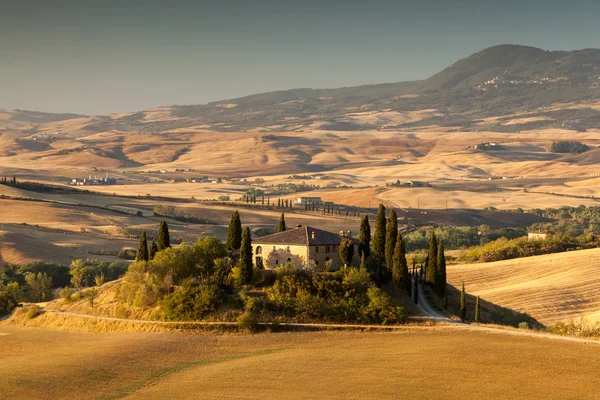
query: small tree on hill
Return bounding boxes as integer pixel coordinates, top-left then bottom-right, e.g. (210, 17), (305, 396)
(385, 208), (398, 270)
(226, 210), (243, 251)
(339, 239), (355, 267)
(136, 231), (149, 262)
(426, 230), (438, 286)
(358, 215), (371, 259)
(277, 212), (286, 232)
(238, 226), (254, 285)
(460, 282), (467, 321)
(372, 204), (386, 262)
(443, 285), (448, 310)
(157, 220), (170, 251)
(149, 240), (158, 260)
(475, 296), (480, 323)
(413, 269), (419, 305)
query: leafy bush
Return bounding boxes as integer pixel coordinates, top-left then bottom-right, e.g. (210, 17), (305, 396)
(117, 249), (137, 260)
(160, 280), (227, 321)
(25, 305), (42, 320)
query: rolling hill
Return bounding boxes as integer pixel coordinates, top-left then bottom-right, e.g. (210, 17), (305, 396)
(447, 248), (600, 326)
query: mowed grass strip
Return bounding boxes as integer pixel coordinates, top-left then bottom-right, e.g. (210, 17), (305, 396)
(1, 326), (599, 400)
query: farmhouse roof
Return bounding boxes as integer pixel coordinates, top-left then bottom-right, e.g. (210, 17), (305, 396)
(253, 226), (358, 246)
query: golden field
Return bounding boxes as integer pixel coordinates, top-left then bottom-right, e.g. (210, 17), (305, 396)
(447, 248), (600, 326)
(0, 325), (599, 400)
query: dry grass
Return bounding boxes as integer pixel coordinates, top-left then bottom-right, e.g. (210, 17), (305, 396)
(448, 248), (600, 326)
(0, 325), (599, 400)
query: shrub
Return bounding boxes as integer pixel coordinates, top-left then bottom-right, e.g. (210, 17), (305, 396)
(60, 286), (73, 303)
(237, 311), (259, 333)
(25, 305), (42, 320)
(518, 322), (530, 330)
(160, 281), (226, 321)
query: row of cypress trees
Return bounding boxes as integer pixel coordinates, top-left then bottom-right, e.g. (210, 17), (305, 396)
(425, 231), (447, 298)
(358, 205), (411, 294)
(136, 220), (171, 262)
(226, 210), (256, 286)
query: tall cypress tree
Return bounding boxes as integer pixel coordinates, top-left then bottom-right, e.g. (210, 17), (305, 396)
(475, 295), (480, 323)
(277, 212), (286, 232)
(413, 269), (419, 305)
(372, 204), (386, 262)
(157, 220), (170, 251)
(385, 208), (398, 270)
(443, 284), (448, 310)
(136, 231), (149, 262)
(391, 231), (408, 291)
(149, 240), (158, 260)
(435, 240), (447, 297)
(238, 226), (253, 285)
(358, 215), (371, 259)
(460, 282), (467, 321)
(425, 231), (438, 286)
(226, 210), (242, 251)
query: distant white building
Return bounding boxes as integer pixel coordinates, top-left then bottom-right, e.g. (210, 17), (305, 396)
(295, 196), (323, 205)
(528, 231), (551, 241)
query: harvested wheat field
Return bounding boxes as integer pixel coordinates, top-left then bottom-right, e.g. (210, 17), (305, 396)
(447, 248), (600, 326)
(0, 326), (599, 400)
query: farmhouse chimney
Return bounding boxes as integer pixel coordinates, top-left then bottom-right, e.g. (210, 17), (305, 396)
(339, 230), (345, 237)
(311, 231), (315, 239)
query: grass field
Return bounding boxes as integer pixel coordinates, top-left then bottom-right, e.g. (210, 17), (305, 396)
(0, 325), (599, 400)
(447, 248), (600, 326)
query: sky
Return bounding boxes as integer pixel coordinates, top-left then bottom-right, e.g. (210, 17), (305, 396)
(2, 0), (599, 115)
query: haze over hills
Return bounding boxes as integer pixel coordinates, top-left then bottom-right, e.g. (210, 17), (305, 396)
(0, 44), (599, 187)
(2, 44), (600, 134)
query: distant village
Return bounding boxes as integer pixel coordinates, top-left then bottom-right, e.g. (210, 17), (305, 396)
(70, 175), (117, 186)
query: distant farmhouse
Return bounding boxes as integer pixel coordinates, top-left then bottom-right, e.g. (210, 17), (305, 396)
(388, 180), (431, 188)
(252, 225), (358, 270)
(295, 196), (323, 205)
(475, 142), (504, 151)
(528, 230), (551, 241)
(71, 175), (117, 186)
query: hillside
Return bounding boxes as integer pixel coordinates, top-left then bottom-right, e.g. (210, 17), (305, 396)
(447, 248), (600, 326)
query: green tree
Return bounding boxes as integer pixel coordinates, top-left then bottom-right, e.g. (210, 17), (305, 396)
(360, 252), (367, 269)
(277, 212), (286, 232)
(391, 231), (409, 293)
(460, 282), (467, 321)
(385, 208), (398, 270)
(475, 295), (481, 323)
(70, 259), (87, 289)
(94, 273), (105, 287)
(226, 210), (243, 251)
(426, 230), (438, 286)
(358, 215), (371, 259)
(157, 220), (171, 251)
(238, 226), (253, 285)
(435, 240), (447, 297)
(136, 231), (149, 262)
(149, 240), (158, 260)
(25, 272), (53, 302)
(339, 239), (355, 267)
(443, 285), (448, 310)
(372, 204), (386, 262)
(413, 269), (419, 305)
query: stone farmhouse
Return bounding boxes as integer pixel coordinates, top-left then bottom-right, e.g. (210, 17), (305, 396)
(528, 230), (551, 241)
(252, 225), (359, 270)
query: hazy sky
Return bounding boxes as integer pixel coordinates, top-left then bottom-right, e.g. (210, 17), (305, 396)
(2, 0), (599, 115)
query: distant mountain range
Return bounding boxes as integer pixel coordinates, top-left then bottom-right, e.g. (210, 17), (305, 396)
(3, 44), (600, 133)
